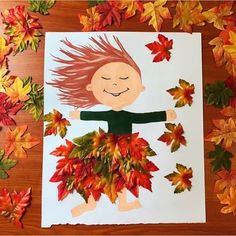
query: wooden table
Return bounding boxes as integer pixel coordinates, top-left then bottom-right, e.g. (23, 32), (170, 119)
(0, 0), (236, 234)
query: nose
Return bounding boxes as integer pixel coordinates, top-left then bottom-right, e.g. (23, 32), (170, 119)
(113, 83), (117, 86)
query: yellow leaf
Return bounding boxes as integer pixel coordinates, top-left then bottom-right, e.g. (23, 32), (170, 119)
(0, 37), (11, 64)
(223, 31), (236, 62)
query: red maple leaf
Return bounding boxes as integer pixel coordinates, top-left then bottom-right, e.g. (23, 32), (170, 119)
(50, 139), (75, 157)
(146, 34), (173, 62)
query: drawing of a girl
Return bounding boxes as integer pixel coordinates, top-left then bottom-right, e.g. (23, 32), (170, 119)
(49, 35), (176, 216)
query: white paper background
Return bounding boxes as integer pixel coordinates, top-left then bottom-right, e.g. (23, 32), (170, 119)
(42, 32), (205, 227)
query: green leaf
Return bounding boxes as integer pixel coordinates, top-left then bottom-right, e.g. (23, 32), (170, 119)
(0, 169), (8, 179)
(205, 81), (233, 108)
(28, 0), (56, 15)
(0, 151), (17, 179)
(207, 145), (233, 173)
(88, 0), (105, 7)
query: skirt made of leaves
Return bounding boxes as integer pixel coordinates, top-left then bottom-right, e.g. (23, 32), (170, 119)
(50, 128), (159, 203)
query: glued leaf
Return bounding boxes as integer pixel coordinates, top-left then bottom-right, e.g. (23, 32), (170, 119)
(207, 145), (233, 173)
(4, 125), (40, 159)
(0, 149), (17, 179)
(167, 79), (195, 107)
(173, 0), (205, 33)
(0, 37), (11, 64)
(0, 188), (31, 227)
(140, 0), (171, 31)
(28, 0), (55, 15)
(44, 109), (71, 138)
(158, 123), (186, 152)
(165, 163), (193, 193)
(205, 118), (236, 149)
(145, 34), (173, 62)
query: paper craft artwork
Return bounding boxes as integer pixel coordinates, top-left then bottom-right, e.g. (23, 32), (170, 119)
(42, 32), (205, 226)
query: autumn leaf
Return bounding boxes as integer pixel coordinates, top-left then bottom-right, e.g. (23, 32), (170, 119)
(158, 123), (186, 152)
(28, 0), (55, 15)
(1, 5), (42, 53)
(0, 188), (31, 227)
(140, 0), (171, 31)
(167, 79), (195, 107)
(202, 2), (234, 30)
(44, 109), (71, 138)
(173, 1), (205, 33)
(223, 31), (236, 64)
(220, 106), (236, 118)
(205, 118), (236, 149)
(207, 145), (233, 173)
(0, 37), (11, 64)
(4, 125), (40, 159)
(165, 163), (193, 193)
(145, 34), (173, 62)
(0, 149), (17, 179)
(50, 139), (74, 157)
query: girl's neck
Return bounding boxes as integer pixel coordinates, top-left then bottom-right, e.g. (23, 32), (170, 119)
(112, 106), (123, 111)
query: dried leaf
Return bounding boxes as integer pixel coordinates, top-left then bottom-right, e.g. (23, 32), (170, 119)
(4, 125), (40, 159)
(165, 163), (193, 193)
(145, 33), (173, 62)
(158, 123), (186, 152)
(0, 188), (31, 227)
(28, 0), (55, 15)
(167, 79), (195, 107)
(0, 37), (11, 64)
(140, 0), (171, 31)
(173, 0), (205, 33)
(44, 109), (71, 138)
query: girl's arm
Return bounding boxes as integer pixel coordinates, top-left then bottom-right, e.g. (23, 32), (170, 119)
(69, 109), (108, 121)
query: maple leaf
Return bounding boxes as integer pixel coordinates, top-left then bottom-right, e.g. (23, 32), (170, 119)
(5, 77), (31, 104)
(1, 5), (42, 53)
(167, 79), (195, 107)
(145, 34), (173, 62)
(0, 149), (17, 179)
(220, 106), (236, 118)
(173, 1), (205, 33)
(207, 145), (233, 173)
(78, 7), (102, 32)
(28, 0), (55, 15)
(214, 169), (236, 193)
(205, 118), (236, 149)
(140, 0), (171, 31)
(223, 31), (236, 63)
(4, 125), (40, 159)
(217, 187), (236, 215)
(165, 163), (193, 193)
(158, 123), (186, 152)
(0, 187), (31, 227)
(0, 37), (11, 64)
(50, 139), (74, 157)
(44, 109), (71, 138)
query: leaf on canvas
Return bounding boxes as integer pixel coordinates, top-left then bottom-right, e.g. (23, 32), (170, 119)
(28, 0), (55, 15)
(217, 187), (236, 215)
(0, 149), (17, 179)
(1, 5), (42, 53)
(202, 2), (234, 30)
(140, 0), (171, 31)
(167, 79), (195, 107)
(4, 125), (40, 159)
(44, 109), (71, 138)
(0, 188), (31, 227)
(158, 123), (186, 152)
(165, 163), (193, 193)
(214, 169), (236, 193)
(205, 118), (236, 149)
(79, 7), (102, 32)
(0, 37), (11, 64)
(145, 33), (173, 62)
(173, 0), (205, 33)
(207, 145), (233, 173)
(205, 80), (233, 108)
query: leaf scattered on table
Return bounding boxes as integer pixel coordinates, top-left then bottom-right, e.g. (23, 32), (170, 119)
(145, 33), (173, 62)
(158, 123), (186, 152)
(140, 0), (171, 31)
(44, 109), (71, 138)
(4, 125), (40, 159)
(0, 187), (31, 227)
(0, 37), (11, 64)
(207, 145), (233, 173)
(28, 0), (56, 15)
(173, 0), (205, 33)
(165, 163), (193, 193)
(167, 79), (195, 107)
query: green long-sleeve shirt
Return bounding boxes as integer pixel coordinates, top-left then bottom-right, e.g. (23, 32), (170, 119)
(81, 110), (166, 135)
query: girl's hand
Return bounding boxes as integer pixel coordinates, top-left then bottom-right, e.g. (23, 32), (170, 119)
(69, 109), (81, 120)
(166, 109), (177, 121)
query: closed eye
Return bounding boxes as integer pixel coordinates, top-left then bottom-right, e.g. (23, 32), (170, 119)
(119, 77), (129, 80)
(101, 76), (111, 80)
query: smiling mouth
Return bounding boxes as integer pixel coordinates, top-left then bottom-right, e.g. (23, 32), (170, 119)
(103, 88), (130, 97)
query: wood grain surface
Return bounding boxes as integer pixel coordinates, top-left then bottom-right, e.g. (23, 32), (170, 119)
(0, 0), (236, 234)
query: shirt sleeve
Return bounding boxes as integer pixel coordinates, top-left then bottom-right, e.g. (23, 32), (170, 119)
(129, 111), (167, 124)
(80, 111), (108, 121)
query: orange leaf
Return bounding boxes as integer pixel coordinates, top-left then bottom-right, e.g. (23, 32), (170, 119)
(0, 37), (11, 64)
(220, 106), (236, 118)
(4, 125), (40, 159)
(167, 79), (195, 107)
(205, 118), (236, 149)
(44, 109), (71, 138)
(173, 1), (205, 33)
(140, 0), (171, 31)
(165, 163), (193, 193)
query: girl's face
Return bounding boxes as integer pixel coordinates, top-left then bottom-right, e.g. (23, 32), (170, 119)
(87, 62), (145, 111)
